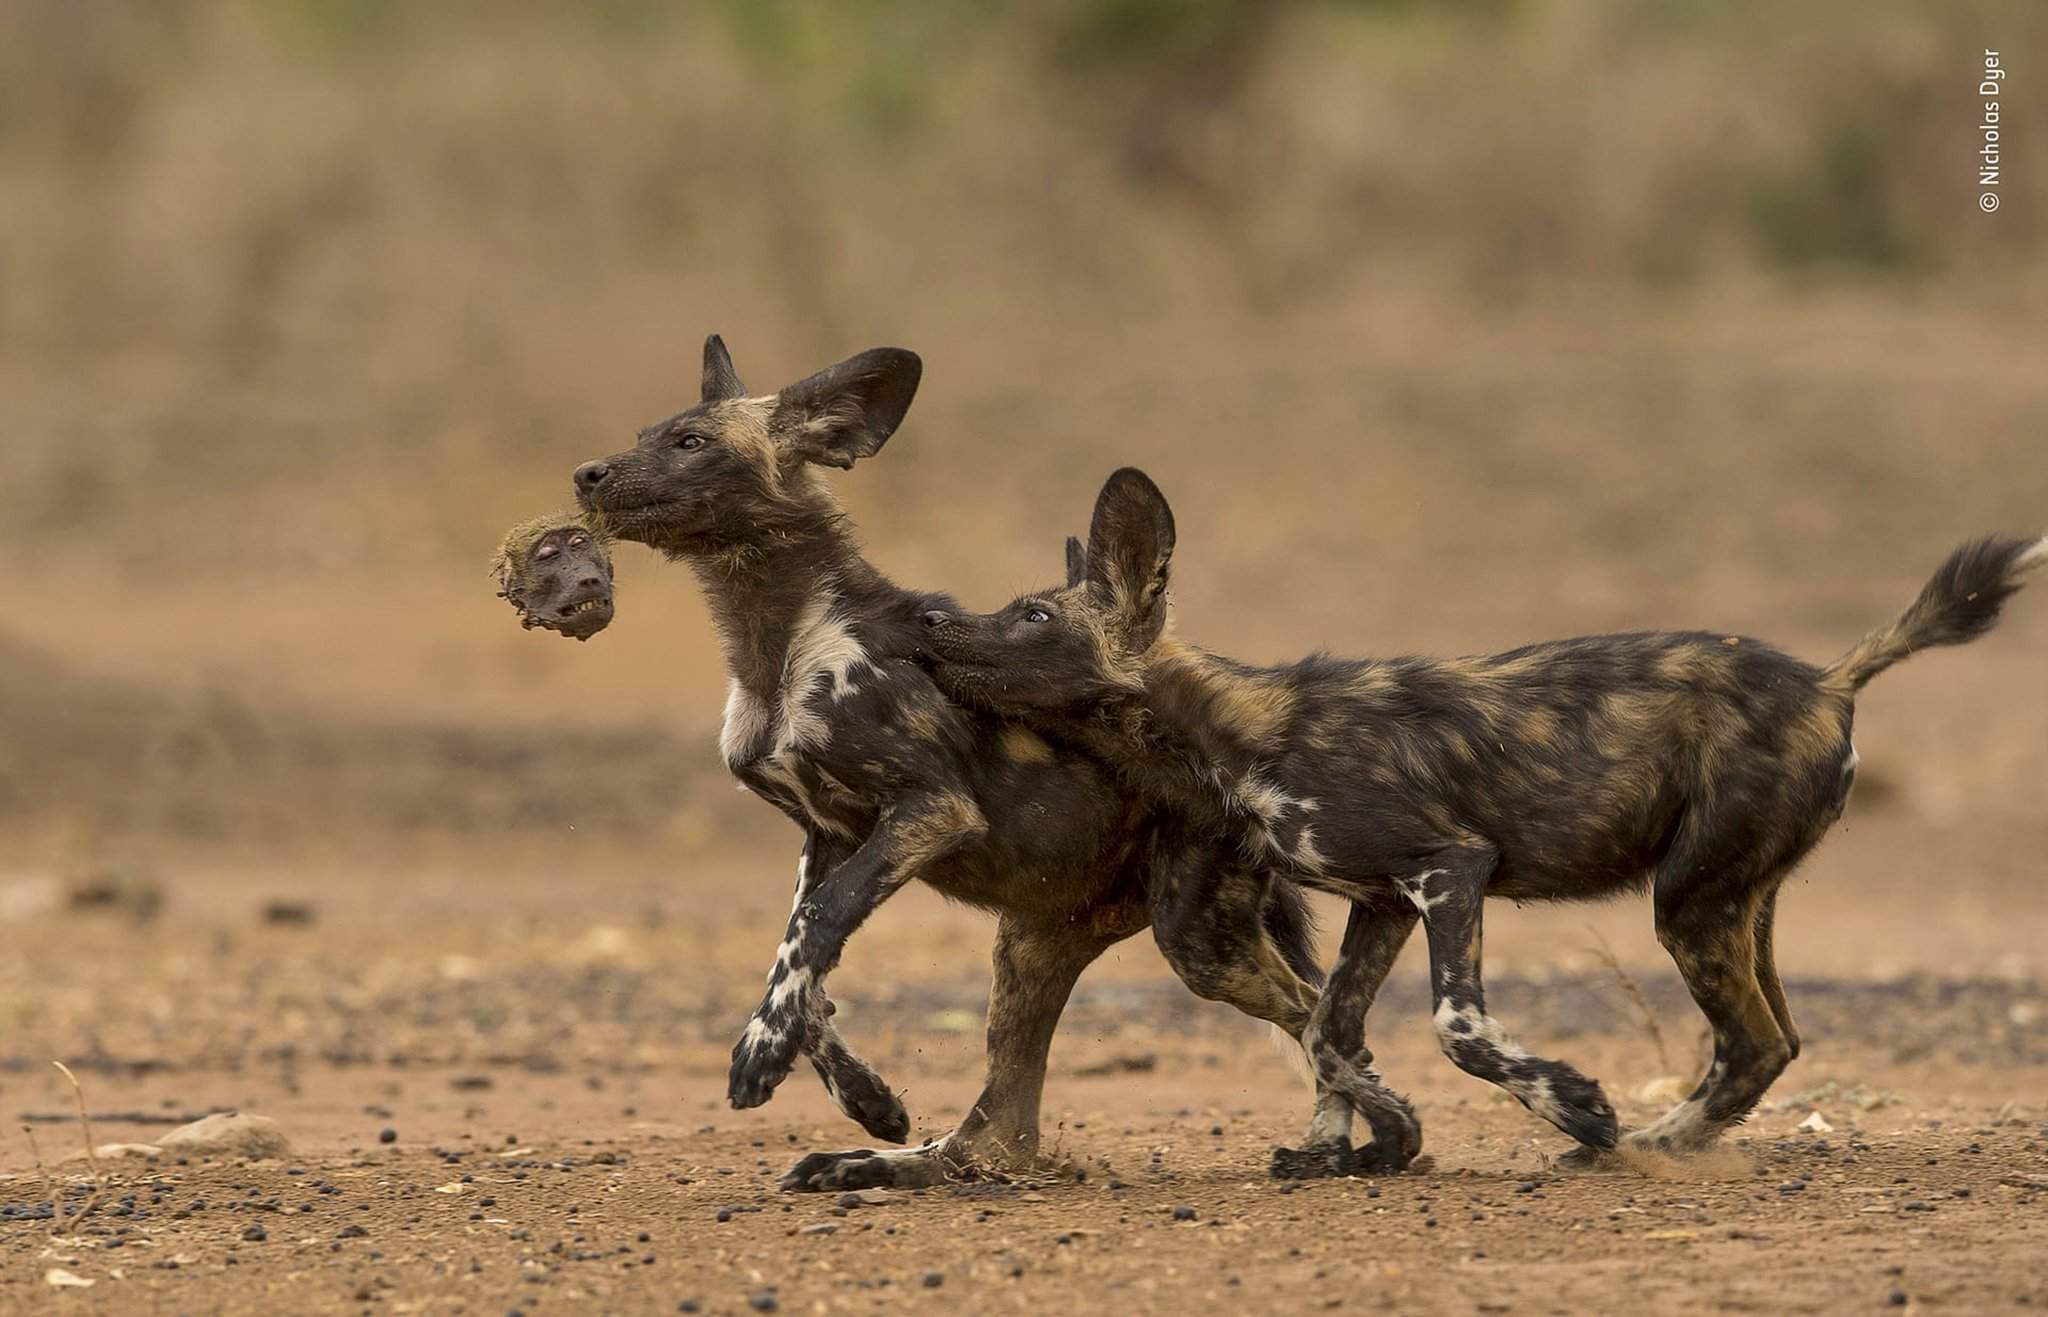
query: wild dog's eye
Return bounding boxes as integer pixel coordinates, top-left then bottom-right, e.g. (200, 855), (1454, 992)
(676, 432), (706, 451)
(1024, 607), (1052, 624)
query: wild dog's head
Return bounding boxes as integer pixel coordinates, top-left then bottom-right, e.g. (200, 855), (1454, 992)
(920, 467), (1174, 713)
(572, 335), (922, 555)
(493, 512), (615, 640)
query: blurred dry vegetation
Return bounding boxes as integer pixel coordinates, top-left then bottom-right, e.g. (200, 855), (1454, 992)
(2, 0), (2045, 882)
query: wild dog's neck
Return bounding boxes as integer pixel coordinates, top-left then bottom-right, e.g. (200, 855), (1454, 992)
(685, 502), (889, 700)
(1079, 637), (1293, 829)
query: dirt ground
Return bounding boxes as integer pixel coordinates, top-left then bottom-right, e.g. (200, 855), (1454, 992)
(6, 10), (2048, 1308)
(6, 288), (2047, 1311)
(3, 826), (2046, 1316)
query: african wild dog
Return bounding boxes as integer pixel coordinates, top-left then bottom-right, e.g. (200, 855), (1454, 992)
(489, 507), (943, 1116)
(920, 467), (2046, 1173)
(569, 340), (1333, 1191)
(493, 512), (617, 640)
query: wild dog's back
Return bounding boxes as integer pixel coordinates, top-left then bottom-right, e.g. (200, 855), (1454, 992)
(1257, 632), (1855, 902)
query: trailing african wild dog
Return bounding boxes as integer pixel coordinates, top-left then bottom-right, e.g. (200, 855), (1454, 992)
(493, 512), (617, 641)
(920, 467), (2047, 1173)
(569, 339), (1330, 1191)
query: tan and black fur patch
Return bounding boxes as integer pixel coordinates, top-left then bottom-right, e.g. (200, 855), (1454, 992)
(921, 468), (2045, 1165)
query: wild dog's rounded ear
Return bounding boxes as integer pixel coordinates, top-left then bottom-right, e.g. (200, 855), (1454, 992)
(1063, 535), (1088, 589)
(1085, 467), (1175, 643)
(701, 334), (747, 403)
(772, 348), (922, 470)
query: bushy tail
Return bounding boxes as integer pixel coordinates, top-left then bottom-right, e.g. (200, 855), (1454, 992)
(1822, 534), (2048, 693)
(1261, 880), (1324, 990)
(1259, 881), (1324, 1092)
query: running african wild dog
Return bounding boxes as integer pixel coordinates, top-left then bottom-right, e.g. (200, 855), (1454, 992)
(920, 467), (2047, 1173)
(490, 506), (937, 1112)
(570, 339), (1334, 1191)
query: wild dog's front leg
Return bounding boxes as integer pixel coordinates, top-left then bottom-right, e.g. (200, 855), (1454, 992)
(1408, 844), (1618, 1150)
(729, 792), (988, 1111)
(786, 832), (911, 1143)
(781, 912), (1122, 1191)
(1273, 890), (1422, 1179)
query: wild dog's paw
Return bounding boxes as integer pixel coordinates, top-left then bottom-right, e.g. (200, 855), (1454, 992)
(1545, 1071), (1619, 1150)
(810, 1053), (911, 1144)
(1271, 1135), (1423, 1180)
(1555, 1142), (1627, 1172)
(779, 1144), (950, 1192)
(1269, 1139), (1363, 1180)
(1359, 1104), (1425, 1168)
(728, 1014), (807, 1110)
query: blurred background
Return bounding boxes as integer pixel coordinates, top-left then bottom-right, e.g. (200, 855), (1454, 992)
(3, 0), (2046, 1097)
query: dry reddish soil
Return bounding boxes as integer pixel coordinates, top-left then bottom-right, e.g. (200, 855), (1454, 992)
(4, 839), (2046, 1317)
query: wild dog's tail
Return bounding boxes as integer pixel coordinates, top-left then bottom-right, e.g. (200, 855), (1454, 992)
(1822, 534), (2048, 694)
(1261, 880), (1324, 990)
(1260, 880), (1323, 1091)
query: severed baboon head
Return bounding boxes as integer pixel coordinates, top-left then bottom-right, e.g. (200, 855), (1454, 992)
(492, 512), (616, 641)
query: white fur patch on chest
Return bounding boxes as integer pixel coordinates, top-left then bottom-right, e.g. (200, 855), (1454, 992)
(720, 588), (871, 769)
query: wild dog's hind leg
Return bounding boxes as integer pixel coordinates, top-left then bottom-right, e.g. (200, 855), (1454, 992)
(1631, 852), (1795, 1154)
(782, 913), (1122, 1191)
(1412, 843), (1619, 1150)
(1750, 884), (1799, 1062)
(1273, 889), (1423, 1179)
(1149, 847), (1321, 1060)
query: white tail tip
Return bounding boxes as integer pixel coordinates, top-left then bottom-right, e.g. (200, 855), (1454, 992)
(1268, 1022), (1315, 1091)
(2016, 535), (2048, 574)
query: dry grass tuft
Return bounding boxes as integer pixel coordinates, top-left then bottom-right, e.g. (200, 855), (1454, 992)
(1584, 925), (1674, 1077)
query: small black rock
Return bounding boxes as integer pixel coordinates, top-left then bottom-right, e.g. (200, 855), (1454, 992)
(749, 1293), (779, 1312)
(379, 1128), (398, 1144)
(922, 1272), (944, 1288)
(1171, 1205), (1197, 1221)
(242, 1224), (267, 1242)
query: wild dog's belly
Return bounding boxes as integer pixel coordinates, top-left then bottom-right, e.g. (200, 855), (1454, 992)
(724, 681), (1146, 921)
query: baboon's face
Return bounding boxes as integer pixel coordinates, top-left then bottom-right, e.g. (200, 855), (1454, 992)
(919, 583), (1139, 715)
(495, 519), (615, 641)
(572, 335), (921, 555)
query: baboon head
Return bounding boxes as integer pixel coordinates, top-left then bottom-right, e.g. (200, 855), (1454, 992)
(570, 334), (922, 554)
(918, 467), (1175, 713)
(492, 512), (615, 641)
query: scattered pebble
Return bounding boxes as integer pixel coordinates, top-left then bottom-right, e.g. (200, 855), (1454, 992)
(157, 1112), (291, 1160)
